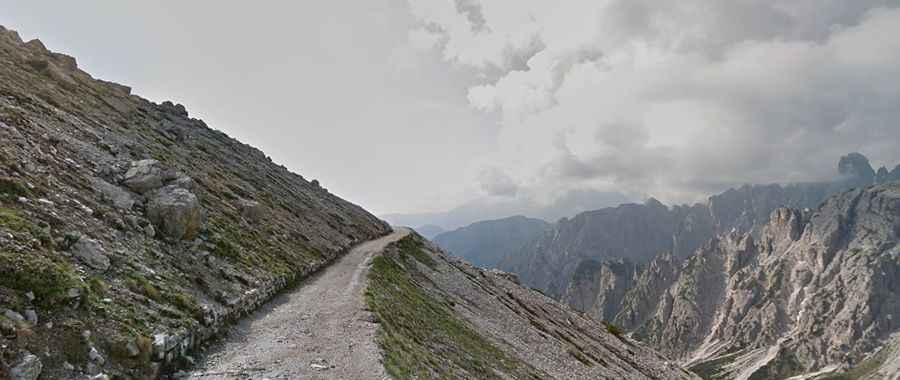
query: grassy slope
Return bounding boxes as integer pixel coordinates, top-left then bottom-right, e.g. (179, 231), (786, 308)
(365, 235), (543, 380)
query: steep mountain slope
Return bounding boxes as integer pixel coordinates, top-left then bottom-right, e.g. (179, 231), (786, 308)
(622, 183), (900, 379)
(433, 215), (549, 268)
(0, 25), (390, 379)
(501, 200), (713, 298)
(366, 233), (699, 379)
(504, 153), (888, 300)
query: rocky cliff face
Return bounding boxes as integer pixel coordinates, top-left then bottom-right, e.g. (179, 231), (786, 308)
(432, 215), (549, 269)
(366, 233), (699, 379)
(621, 183), (900, 379)
(504, 153), (891, 306)
(561, 259), (637, 322)
(500, 199), (714, 298)
(0, 25), (390, 379)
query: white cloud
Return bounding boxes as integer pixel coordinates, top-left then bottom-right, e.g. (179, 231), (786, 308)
(408, 0), (900, 204)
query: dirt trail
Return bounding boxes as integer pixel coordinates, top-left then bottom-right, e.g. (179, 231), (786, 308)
(188, 228), (410, 379)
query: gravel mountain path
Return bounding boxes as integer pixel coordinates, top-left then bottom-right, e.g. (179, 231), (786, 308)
(188, 228), (410, 379)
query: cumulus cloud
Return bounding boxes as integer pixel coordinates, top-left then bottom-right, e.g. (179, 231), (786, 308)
(407, 0), (900, 204)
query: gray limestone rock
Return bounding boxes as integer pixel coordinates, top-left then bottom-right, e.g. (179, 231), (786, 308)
(70, 237), (110, 271)
(9, 352), (42, 380)
(146, 185), (203, 240)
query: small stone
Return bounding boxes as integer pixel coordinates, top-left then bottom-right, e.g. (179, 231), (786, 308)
(90, 374), (110, 380)
(9, 352), (42, 380)
(125, 340), (141, 357)
(62, 361), (75, 371)
(23, 309), (37, 325)
(88, 346), (105, 364)
(144, 223), (156, 238)
(24, 291), (35, 303)
(1, 318), (16, 337)
(4, 309), (25, 322)
(36, 198), (54, 207)
(67, 288), (82, 299)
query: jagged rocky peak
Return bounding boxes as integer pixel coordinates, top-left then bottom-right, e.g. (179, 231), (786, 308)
(838, 152), (876, 182)
(619, 182), (900, 379)
(614, 251), (680, 330)
(876, 163), (900, 184)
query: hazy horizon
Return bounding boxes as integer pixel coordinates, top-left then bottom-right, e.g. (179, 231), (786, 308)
(4, 1), (900, 217)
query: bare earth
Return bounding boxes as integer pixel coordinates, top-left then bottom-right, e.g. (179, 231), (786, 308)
(188, 228), (410, 380)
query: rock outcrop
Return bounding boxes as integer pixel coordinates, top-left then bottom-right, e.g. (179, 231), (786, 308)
(69, 237), (111, 271)
(0, 25), (390, 379)
(618, 183), (900, 379)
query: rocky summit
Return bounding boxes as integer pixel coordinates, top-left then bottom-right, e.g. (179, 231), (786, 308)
(621, 182), (900, 379)
(0, 25), (390, 379)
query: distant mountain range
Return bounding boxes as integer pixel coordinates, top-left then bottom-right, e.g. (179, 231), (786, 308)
(382, 188), (630, 230)
(426, 152), (900, 378)
(432, 216), (549, 269)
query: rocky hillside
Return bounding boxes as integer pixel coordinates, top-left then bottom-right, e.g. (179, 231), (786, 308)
(620, 183), (900, 379)
(433, 215), (549, 269)
(365, 232), (699, 379)
(503, 153), (893, 300)
(0, 25), (390, 379)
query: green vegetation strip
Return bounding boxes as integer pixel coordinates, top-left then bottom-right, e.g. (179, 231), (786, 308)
(365, 235), (541, 380)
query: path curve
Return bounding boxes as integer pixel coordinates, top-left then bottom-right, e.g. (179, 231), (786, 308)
(188, 227), (410, 379)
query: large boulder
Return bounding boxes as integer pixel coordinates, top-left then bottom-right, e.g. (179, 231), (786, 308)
(122, 159), (175, 194)
(9, 352), (42, 380)
(237, 199), (266, 222)
(147, 185), (203, 240)
(70, 237), (110, 271)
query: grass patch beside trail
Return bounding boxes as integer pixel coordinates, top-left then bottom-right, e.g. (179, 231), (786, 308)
(365, 235), (541, 380)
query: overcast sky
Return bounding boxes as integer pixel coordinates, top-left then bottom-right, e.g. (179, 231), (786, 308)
(3, 1), (900, 216)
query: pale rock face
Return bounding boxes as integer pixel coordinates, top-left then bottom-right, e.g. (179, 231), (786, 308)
(146, 185), (203, 240)
(70, 237), (111, 271)
(122, 159), (176, 194)
(92, 178), (135, 210)
(619, 183), (900, 379)
(561, 258), (636, 322)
